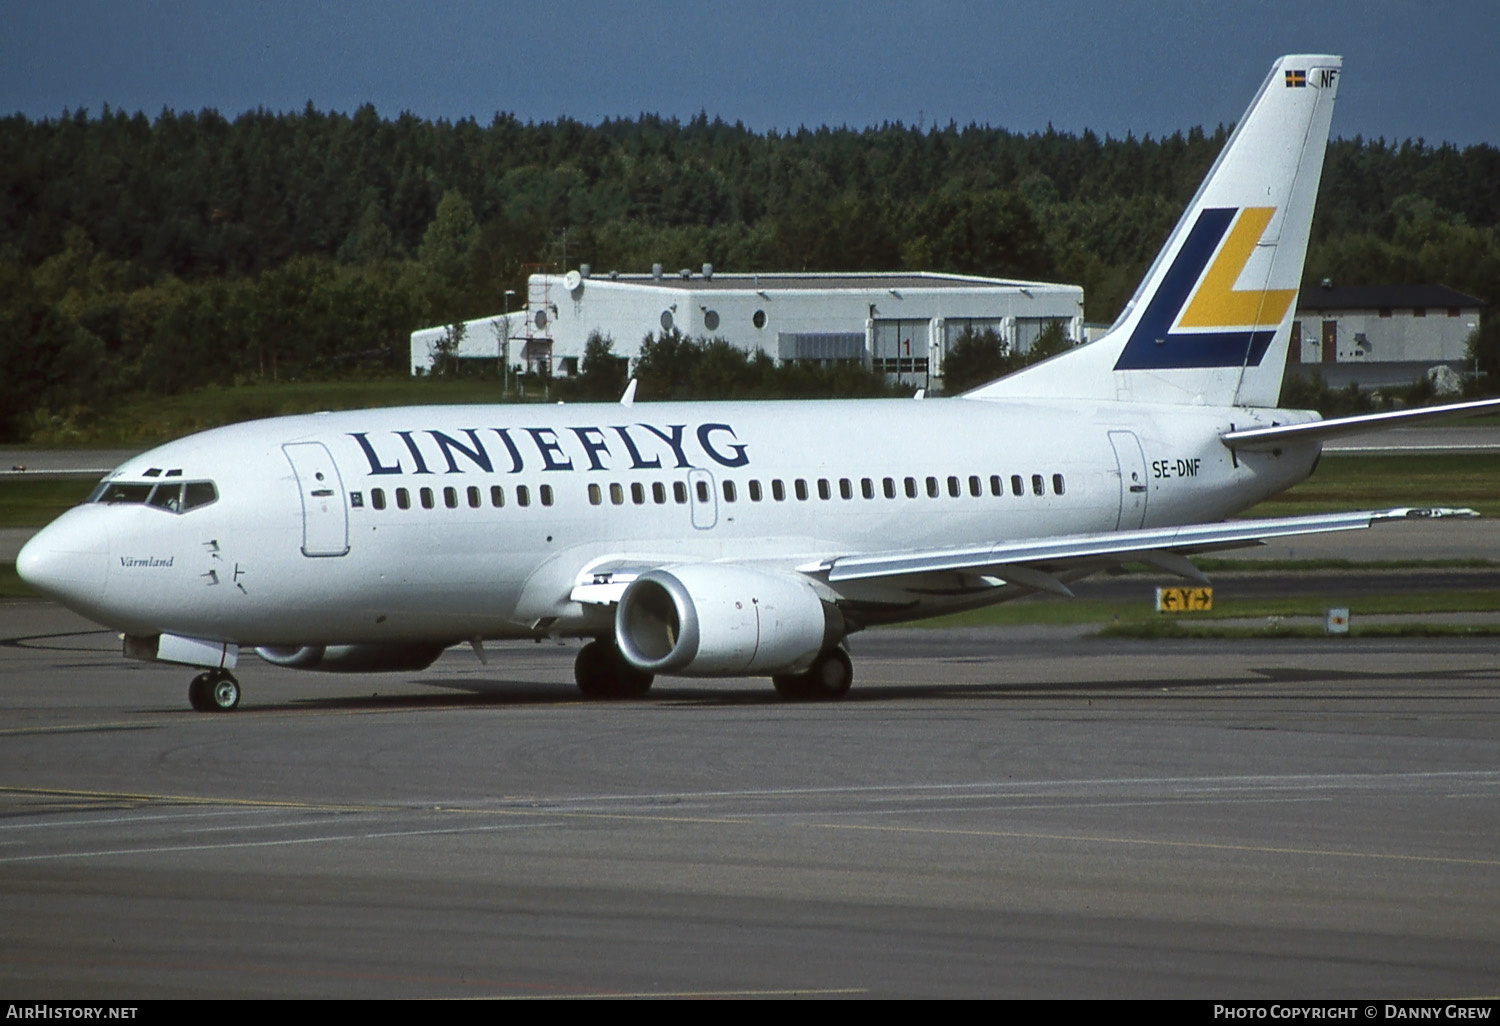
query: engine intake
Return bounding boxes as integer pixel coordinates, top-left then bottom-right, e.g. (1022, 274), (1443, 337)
(615, 565), (840, 677)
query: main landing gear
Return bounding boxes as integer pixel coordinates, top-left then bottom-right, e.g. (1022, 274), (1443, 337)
(772, 647), (854, 701)
(574, 639), (654, 699)
(188, 668), (241, 712)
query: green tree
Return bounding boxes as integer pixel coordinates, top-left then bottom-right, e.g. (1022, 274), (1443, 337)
(572, 331), (628, 399)
(428, 321), (465, 377)
(418, 188), (479, 298)
(941, 327), (1010, 393)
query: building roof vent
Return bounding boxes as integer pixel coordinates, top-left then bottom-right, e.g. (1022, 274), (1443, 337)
(702, 263), (713, 280)
(580, 264), (591, 279)
(680, 268), (692, 280)
(652, 263), (663, 280)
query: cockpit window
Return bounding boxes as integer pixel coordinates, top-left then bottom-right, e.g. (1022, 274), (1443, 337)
(182, 481), (217, 510)
(91, 479), (217, 514)
(147, 483), (182, 512)
(99, 483), (153, 504)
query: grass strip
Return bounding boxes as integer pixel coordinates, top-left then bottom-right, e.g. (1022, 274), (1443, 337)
(1247, 452), (1500, 518)
(902, 589), (1500, 629)
(1100, 620), (1500, 639)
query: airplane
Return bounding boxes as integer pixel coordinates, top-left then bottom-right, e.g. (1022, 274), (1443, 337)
(16, 54), (1500, 711)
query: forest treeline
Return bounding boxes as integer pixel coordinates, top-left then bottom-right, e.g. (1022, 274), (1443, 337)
(2, 104), (1498, 440)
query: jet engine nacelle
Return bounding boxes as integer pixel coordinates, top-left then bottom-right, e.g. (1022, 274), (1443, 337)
(615, 564), (841, 677)
(254, 643), (448, 673)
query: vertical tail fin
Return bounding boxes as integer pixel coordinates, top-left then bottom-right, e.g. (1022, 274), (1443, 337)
(968, 54), (1341, 408)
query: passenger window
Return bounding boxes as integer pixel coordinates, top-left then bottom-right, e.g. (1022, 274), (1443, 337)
(795, 479), (809, 501)
(1053, 473), (1066, 496)
(990, 475), (1002, 497)
(443, 486), (457, 509)
(861, 478), (874, 499)
(1011, 475), (1024, 496)
(1032, 474), (1044, 496)
(749, 480), (762, 502)
(541, 484), (554, 506)
(925, 477), (939, 498)
(397, 488), (411, 510)
(817, 479), (830, 501)
(653, 482), (667, 504)
(467, 486), (481, 508)
(883, 477), (895, 499)
(490, 485), (505, 507)
(588, 483), (602, 505)
(947, 476), (961, 498)
(839, 478), (852, 500)
(632, 482), (646, 504)
(904, 477), (917, 499)
(674, 481), (688, 504)
(968, 475), (981, 497)
(349, 491), (364, 508)
(517, 485), (531, 507)
(371, 488), (386, 511)
(696, 480), (710, 503)
(723, 481), (736, 502)
(772, 479), (786, 501)
(420, 487), (434, 509)
(610, 483), (625, 505)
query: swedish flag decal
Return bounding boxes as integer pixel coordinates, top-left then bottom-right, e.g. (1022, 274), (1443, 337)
(1285, 69), (1307, 87)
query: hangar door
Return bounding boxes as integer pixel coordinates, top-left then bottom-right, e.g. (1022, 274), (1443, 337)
(872, 319), (928, 376)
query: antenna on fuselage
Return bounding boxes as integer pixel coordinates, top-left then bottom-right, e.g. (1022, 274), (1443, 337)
(620, 379), (638, 406)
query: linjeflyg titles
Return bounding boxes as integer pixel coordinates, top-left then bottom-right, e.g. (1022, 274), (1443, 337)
(348, 422), (749, 477)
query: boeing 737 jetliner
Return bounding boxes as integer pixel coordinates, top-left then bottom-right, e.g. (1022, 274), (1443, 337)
(16, 55), (1498, 710)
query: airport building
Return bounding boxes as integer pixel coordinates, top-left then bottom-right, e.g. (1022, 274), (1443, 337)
(1287, 283), (1483, 390)
(410, 267), (1085, 389)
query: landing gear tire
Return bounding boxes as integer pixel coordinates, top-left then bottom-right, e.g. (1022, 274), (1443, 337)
(574, 640), (654, 700)
(188, 669), (240, 712)
(773, 648), (853, 702)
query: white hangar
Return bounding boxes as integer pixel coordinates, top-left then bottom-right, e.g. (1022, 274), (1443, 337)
(410, 267), (1085, 389)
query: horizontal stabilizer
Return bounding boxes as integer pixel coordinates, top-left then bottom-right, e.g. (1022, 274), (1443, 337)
(1222, 397), (1500, 451)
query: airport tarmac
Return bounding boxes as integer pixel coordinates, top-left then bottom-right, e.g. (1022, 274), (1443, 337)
(1, 601), (1497, 998)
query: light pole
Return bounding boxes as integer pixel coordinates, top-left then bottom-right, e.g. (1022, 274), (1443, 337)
(502, 289), (517, 398)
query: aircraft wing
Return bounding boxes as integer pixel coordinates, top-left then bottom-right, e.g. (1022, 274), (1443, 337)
(1222, 398), (1500, 452)
(805, 507), (1476, 598)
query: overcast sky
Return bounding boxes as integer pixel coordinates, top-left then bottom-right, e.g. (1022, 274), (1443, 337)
(4, 0), (1497, 147)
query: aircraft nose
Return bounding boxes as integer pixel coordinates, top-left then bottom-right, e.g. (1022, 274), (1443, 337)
(16, 512), (109, 610)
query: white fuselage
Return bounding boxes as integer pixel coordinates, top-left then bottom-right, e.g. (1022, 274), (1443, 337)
(23, 396), (1318, 647)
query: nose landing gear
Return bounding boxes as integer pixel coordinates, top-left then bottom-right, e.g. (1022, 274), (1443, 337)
(188, 669), (241, 712)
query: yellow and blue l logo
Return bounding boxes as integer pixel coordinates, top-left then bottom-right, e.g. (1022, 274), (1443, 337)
(1114, 206), (1293, 370)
